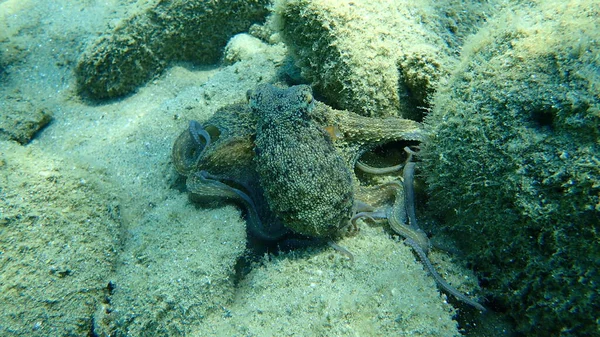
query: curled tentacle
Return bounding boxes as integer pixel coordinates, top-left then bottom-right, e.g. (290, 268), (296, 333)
(350, 200), (382, 226)
(394, 147), (485, 311)
(353, 199), (376, 213)
(328, 241), (354, 262)
(404, 237), (486, 312)
(403, 146), (419, 230)
(191, 171), (288, 241)
(189, 120), (212, 148)
(172, 120), (212, 175)
(386, 210), (430, 255)
(356, 161), (403, 175)
(375, 180), (431, 253)
(350, 210), (387, 227)
(346, 179), (485, 311)
(388, 149), (430, 253)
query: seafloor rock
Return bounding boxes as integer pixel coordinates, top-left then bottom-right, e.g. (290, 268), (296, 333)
(222, 33), (283, 65)
(75, 0), (270, 99)
(0, 141), (121, 336)
(197, 225), (464, 337)
(90, 200), (247, 336)
(420, 1), (600, 335)
(0, 95), (51, 144)
(272, 0), (491, 118)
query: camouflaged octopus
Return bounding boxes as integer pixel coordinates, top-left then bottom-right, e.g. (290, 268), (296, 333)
(173, 83), (422, 240)
(251, 85), (353, 238)
(172, 84), (485, 311)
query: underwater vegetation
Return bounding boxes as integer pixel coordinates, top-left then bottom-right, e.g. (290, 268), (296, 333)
(75, 0), (270, 99)
(421, 2), (600, 335)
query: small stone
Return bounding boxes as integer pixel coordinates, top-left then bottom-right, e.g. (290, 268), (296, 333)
(0, 96), (52, 144)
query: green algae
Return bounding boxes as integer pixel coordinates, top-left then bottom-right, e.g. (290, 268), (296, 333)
(75, 0), (271, 99)
(421, 1), (600, 335)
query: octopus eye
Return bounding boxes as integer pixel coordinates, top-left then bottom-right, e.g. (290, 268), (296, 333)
(204, 124), (221, 143)
(302, 91), (315, 112)
(305, 92), (314, 105)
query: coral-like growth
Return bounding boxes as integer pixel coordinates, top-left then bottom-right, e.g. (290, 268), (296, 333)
(75, 0), (270, 99)
(273, 0), (491, 118)
(421, 2), (600, 335)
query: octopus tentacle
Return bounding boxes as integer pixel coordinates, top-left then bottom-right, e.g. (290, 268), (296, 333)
(392, 151), (430, 253)
(395, 149), (484, 311)
(193, 171), (288, 242)
(355, 161), (403, 174)
(350, 210), (386, 227)
(327, 241), (354, 262)
(172, 120), (213, 175)
(404, 237), (486, 312)
(402, 146), (419, 230)
(189, 120), (211, 149)
(354, 149), (485, 311)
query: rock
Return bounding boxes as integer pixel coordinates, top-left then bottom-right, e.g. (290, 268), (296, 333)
(421, 1), (600, 335)
(0, 95), (51, 144)
(198, 225), (461, 337)
(75, 0), (271, 99)
(223, 33), (275, 65)
(272, 0), (490, 118)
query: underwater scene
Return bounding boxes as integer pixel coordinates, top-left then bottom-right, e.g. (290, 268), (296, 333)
(0, 0), (598, 336)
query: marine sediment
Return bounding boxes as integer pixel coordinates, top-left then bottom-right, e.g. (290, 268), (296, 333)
(0, 141), (120, 335)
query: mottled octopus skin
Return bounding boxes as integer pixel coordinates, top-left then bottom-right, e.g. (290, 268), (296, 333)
(250, 84), (354, 238)
(171, 102), (288, 240)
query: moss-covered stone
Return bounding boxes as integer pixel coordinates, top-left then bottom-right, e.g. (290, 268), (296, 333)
(273, 0), (493, 118)
(0, 96), (52, 144)
(75, 0), (270, 99)
(421, 2), (600, 335)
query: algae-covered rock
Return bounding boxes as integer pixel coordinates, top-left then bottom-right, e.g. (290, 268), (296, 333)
(197, 225), (462, 337)
(273, 0), (490, 118)
(0, 141), (120, 336)
(0, 95), (52, 144)
(421, 1), (600, 335)
(75, 0), (270, 99)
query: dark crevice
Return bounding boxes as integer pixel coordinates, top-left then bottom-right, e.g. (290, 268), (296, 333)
(530, 108), (555, 129)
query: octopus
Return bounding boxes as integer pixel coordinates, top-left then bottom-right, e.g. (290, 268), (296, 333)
(251, 85), (353, 238)
(172, 83), (485, 311)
